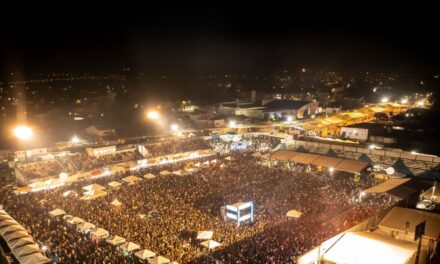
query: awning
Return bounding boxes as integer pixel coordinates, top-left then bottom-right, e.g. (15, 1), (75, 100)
(310, 156), (344, 168)
(333, 159), (369, 174)
(364, 178), (411, 193)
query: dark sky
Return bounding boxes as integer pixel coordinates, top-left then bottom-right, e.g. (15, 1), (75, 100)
(1, 1), (439, 75)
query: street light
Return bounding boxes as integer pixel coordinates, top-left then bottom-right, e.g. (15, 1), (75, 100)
(13, 125), (33, 141)
(170, 124), (178, 131)
(147, 111), (160, 120)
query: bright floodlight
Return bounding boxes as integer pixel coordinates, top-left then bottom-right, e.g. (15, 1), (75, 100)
(41, 245), (48, 251)
(170, 124), (178, 131)
(417, 100), (425, 106)
(286, 116), (293, 122)
(228, 121), (237, 128)
(328, 167), (335, 173)
(147, 111), (160, 120)
(71, 135), (80, 144)
(13, 125), (33, 141)
(380, 97), (389, 103)
(400, 98), (408, 104)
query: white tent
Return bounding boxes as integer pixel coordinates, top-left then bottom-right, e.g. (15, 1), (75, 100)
(200, 240), (222, 249)
(120, 242), (141, 252)
(211, 159), (217, 163)
(122, 175), (142, 184)
(144, 173), (156, 179)
(321, 232), (417, 264)
(135, 249), (157, 260)
(172, 170), (183, 175)
(106, 235), (126, 246)
(91, 228), (109, 238)
(80, 189), (108, 200)
(225, 156), (235, 161)
(49, 208), (66, 218)
(220, 163), (226, 168)
(148, 256), (170, 264)
(13, 243), (41, 259)
(108, 181), (122, 188)
(78, 222), (96, 233)
(110, 199), (122, 207)
(3, 230), (29, 241)
(67, 217), (85, 225)
(160, 170), (171, 176)
(8, 237), (35, 250)
(82, 184), (105, 191)
(286, 210), (302, 218)
(0, 214), (13, 221)
(0, 219), (18, 228)
(0, 225), (25, 236)
(17, 252), (51, 264)
(197, 230), (214, 240)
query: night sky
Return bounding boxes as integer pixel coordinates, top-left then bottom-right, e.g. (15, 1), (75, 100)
(1, 1), (439, 75)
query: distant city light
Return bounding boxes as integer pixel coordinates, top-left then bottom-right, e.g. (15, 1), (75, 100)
(71, 135), (80, 144)
(301, 68), (306, 73)
(13, 125), (33, 141)
(380, 97), (389, 103)
(417, 100), (425, 106)
(147, 111), (160, 120)
(400, 98), (408, 104)
(170, 124), (178, 131)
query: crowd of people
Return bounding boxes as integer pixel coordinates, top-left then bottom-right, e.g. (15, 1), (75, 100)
(145, 138), (211, 157)
(0, 137), (400, 263)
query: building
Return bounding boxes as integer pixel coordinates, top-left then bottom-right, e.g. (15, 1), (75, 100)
(340, 126), (369, 141)
(218, 100), (319, 121)
(262, 100), (319, 120)
(86, 145), (116, 157)
(85, 125), (116, 139)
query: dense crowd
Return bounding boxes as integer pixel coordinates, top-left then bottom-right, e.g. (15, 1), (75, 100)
(211, 134), (282, 154)
(0, 141), (399, 263)
(145, 138), (210, 157)
(70, 150), (143, 171)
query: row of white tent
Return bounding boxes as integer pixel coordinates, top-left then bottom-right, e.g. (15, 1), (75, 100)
(0, 210), (51, 264)
(49, 209), (176, 263)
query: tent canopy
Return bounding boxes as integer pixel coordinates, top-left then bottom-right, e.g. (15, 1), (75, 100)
(17, 252), (51, 264)
(49, 208), (66, 217)
(92, 228), (109, 237)
(144, 173), (156, 179)
(379, 207), (440, 240)
(322, 232), (416, 264)
(121, 242), (141, 252)
(149, 256), (170, 264)
(122, 175), (142, 183)
(271, 150), (369, 173)
(82, 184), (105, 191)
(200, 239), (222, 249)
(286, 210), (303, 218)
(197, 230), (214, 240)
(135, 249), (156, 260)
(110, 199), (122, 207)
(364, 178), (411, 193)
(108, 181), (122, 188)
(107, 235), (126, 246)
